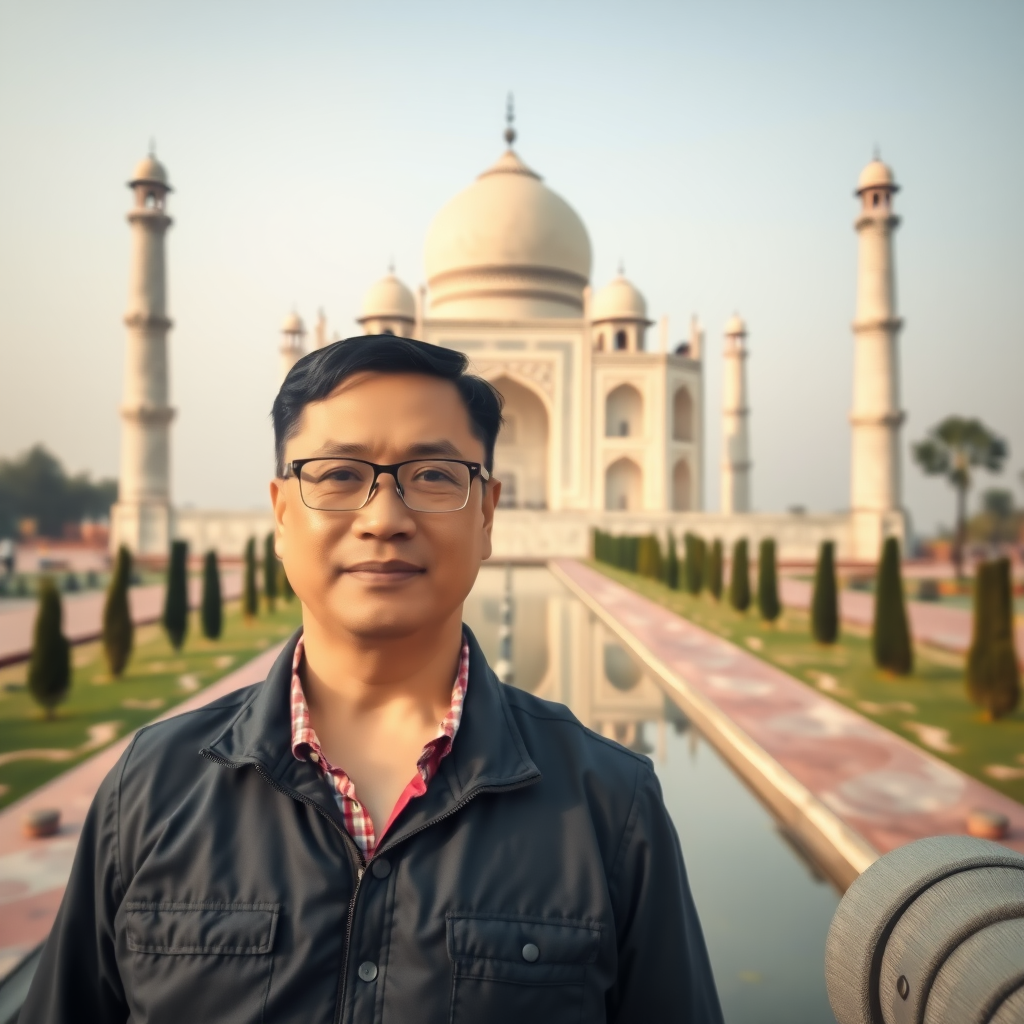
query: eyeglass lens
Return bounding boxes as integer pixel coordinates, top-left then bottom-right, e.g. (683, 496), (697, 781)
(297, 459), (473, 512)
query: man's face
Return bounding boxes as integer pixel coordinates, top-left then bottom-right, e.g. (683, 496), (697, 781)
(270, 372), (500, 641)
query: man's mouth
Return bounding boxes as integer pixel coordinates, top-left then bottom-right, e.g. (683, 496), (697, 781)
(342, 560), (426, 582)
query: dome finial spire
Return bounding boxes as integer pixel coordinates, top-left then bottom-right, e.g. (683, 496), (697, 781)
(504, 92), (516, 148)
(873, 143), (881, 161)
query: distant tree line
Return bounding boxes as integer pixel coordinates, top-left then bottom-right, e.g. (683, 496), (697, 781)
(0, 445), (117, 538)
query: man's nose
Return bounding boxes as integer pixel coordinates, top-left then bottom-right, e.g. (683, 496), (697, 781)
(354, 472), (416, 534)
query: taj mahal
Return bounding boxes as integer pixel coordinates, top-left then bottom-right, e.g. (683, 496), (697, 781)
(110, 113), (907, 564)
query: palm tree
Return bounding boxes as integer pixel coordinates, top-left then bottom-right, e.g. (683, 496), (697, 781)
(912, 417), (1007, 578)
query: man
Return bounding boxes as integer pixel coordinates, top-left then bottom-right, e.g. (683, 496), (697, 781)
(23, 336), (722, 1023)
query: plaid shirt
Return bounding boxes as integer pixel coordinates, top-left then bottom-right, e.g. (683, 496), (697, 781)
(290, 633), (469, 860)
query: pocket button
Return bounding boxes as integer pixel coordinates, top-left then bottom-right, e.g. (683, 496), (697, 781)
(358, 961), (378, 982)
(521, 943), (540, 963)
(371, 859), (391, 879)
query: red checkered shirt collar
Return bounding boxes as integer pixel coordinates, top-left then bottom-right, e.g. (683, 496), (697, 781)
(290, 632), (469, 859)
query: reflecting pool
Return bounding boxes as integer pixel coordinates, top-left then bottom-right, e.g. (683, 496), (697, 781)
(465, 566), (840, 1024)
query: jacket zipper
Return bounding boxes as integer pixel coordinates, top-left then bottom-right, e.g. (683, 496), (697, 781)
(202, 749), (539, 1024)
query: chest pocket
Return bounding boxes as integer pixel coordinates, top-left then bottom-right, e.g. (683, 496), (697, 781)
(446, 913), (601, 1024)
(123, 902), (278, 1024)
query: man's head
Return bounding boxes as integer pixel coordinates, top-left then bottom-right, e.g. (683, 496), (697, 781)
(270, 336), (503, 642)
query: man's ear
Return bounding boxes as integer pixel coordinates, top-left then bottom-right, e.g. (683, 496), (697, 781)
(269, 476), (287, 560)
(479, 478), (501, 561)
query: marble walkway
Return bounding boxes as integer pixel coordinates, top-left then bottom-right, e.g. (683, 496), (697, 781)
(0, 641), (284, 980)
(552, 560), (1024, 866)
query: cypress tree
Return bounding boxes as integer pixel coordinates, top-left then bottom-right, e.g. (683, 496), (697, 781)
(707, 539), (724, 600)
(201, 550), (223, 639)
(243, 537), (259, 619)
(163, 540), (189, 650)
(263, 532), (278, 612)
(966, 558), (1020, 719)
(665, 533), (679, 590)
(729, 538), (751, 611)
(102, 545), (134, 677)
(757, 538), (782, 622)
(811, 541), (839, 644)
(872, 537), (913, 675)
(684, 533), (704, 594)
(28, 579), (71, 719)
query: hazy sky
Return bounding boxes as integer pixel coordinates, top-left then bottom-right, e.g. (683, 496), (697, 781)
(1, 0), (1021, 534)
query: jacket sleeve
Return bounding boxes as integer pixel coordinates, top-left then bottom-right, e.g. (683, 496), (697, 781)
(19, 742), (133, 1024)
(607, 762), (724, 1024)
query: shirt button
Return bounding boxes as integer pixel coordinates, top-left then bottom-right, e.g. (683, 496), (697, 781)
(358, 961), (378, 982)
(309, 751), (320, 763)
(522, 943), (540, 963)
(371, 858), (392, 879)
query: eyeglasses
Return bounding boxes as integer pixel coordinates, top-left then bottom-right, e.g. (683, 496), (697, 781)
(283, 457), (490, 513)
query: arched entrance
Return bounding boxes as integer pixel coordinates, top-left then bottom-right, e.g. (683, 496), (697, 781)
(491, 376), (549, 509)
(673, 459), (691, 511)
(605, 457), (642, 510)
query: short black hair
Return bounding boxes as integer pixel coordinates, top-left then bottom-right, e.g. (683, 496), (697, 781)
(272, 335), (504, 475)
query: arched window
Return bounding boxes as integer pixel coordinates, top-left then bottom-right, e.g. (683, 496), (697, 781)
(672, 459), (691, 510)
(605, 384), (643, 437)
(672, 386), (693, 441)
(615, 330), (628, 351)
(144, 192), (156, 208)
(605, 457), (642, 511)
(872, 192), (880, 207)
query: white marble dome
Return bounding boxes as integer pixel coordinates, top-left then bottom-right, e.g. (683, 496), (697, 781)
(724, 313), (747, 336)
(857, 158), (897, 193)
(281, 311), (305, 334)
(131, 154), (169, 187)
(361, 273), (415, 322)
(424, 148), (592, 320)
(592, 275), (648, 323)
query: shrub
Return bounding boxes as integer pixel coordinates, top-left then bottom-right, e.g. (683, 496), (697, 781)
(263, 532), (278, 611)
(757, 539), (781, 622)
(707, 539), (723, 600)
(966, 558), (1020, 719)
(684, 533), (704, 594)
(201, 550), (223, 639)
(637, 535), (662, 580)
(243, 537), (259, 618)
(28, 578), (71, 718)
(872, 537), (913, 675)
(102, 545), (133, 677)
(729, 539), (750, 611)
(811, 541), (839, 643)
(665, 533), (679, 590)
(163, 539), (189, 650)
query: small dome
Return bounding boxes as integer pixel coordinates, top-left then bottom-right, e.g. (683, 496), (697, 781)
(130, 154), (169, 187)
(281, 312), (305, 334)
(592, 275), (648, 323)
(724, 313), (747, 336)
(857, 158), (897, 194)
(360, 273), (416, 322)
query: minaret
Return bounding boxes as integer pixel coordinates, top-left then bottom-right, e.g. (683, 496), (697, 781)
(721, 314), (751, 513)
(850, 155), (905, 557)
(110, 151), (175, 557)
(279, 311), (306, 381)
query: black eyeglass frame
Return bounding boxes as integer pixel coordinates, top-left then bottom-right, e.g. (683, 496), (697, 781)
(282, 457), (491, 513)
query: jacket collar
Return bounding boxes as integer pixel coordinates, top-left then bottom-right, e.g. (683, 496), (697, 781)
(204, 624), (541, 846)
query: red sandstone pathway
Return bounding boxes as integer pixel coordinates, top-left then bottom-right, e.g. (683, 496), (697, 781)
(554, 560), (1024, 861)
(0, 572), (242, 667)
(779, 576), (1024, 655)
(0, 641), (284, 980)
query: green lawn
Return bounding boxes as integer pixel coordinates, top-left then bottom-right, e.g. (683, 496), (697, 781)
(0, 600), (303, 809)
(591, 563), (1024, 806)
